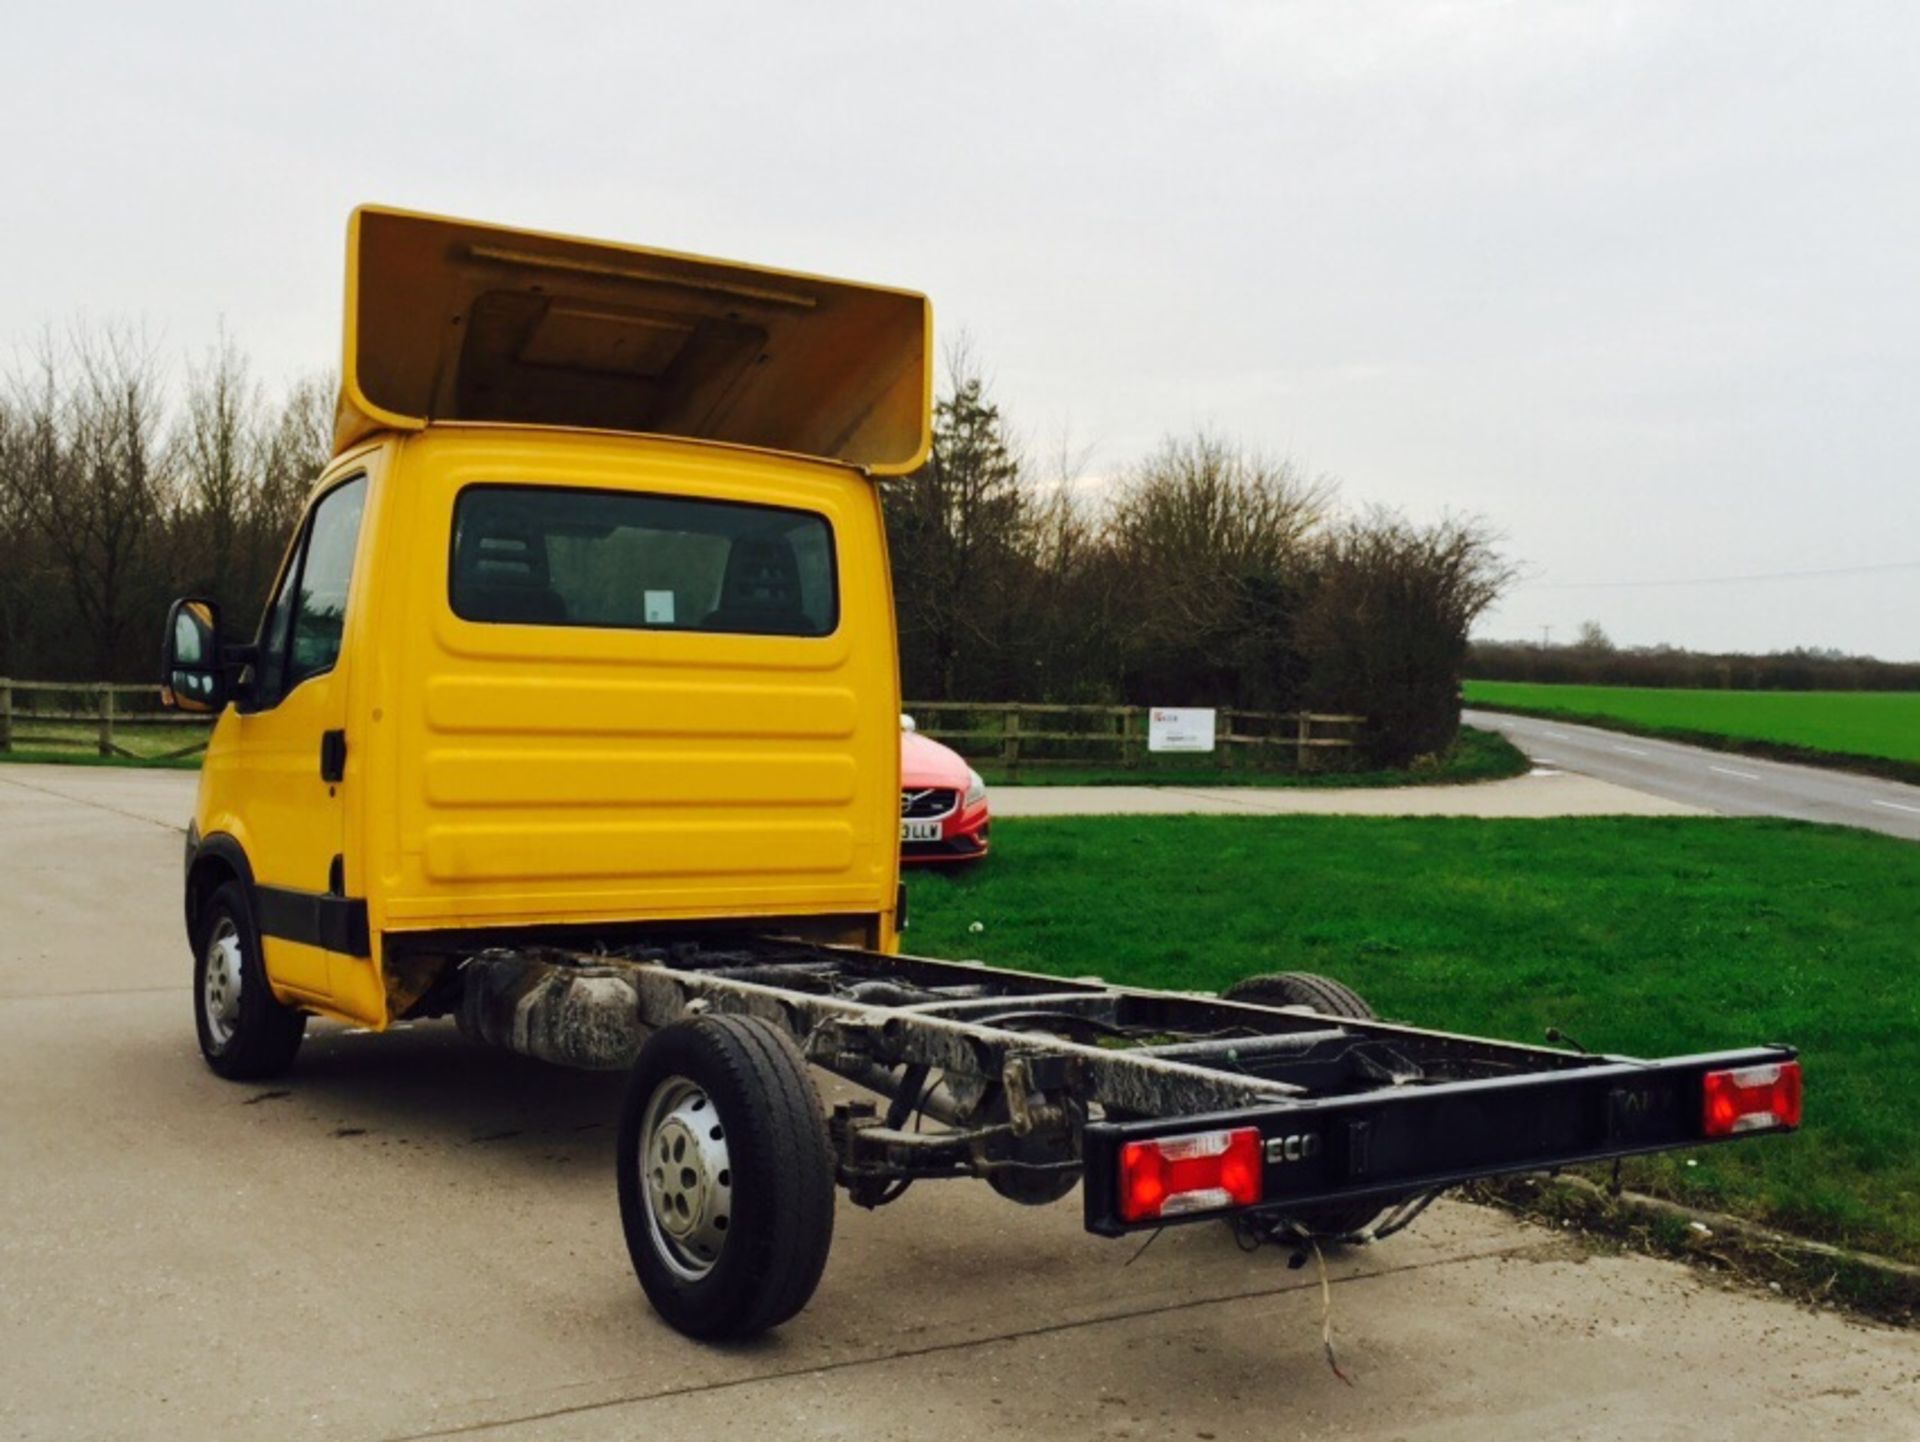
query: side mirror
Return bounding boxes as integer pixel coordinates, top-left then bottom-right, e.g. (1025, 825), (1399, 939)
(162, 598), (230, 714)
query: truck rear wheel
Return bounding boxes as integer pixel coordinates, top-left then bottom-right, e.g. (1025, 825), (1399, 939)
(192, 880), (306, 1080)
(1222, 970), (1392, 1242)
(617, 1014), (835, 1339)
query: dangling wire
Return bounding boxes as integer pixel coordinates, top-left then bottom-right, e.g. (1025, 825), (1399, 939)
(1123, 1226), (1165, 1267)
(1309, 1238), (1353, 1386)
(1367, 1189), (1441, 1243)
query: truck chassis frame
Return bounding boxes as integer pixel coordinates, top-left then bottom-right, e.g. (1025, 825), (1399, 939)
(447, 936), (1797, 1239)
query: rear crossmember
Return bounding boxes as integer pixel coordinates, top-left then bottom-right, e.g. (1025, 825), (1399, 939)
(445, 937), (1800, 1236)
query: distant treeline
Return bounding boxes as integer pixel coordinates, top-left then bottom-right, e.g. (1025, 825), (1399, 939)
(0, 327), (1515, 767)
(882, 349), (1513, 765)
(1469, 634), (1920, 692)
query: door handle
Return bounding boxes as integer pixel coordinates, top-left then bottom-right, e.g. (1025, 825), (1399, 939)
(320, 729), (347, 783)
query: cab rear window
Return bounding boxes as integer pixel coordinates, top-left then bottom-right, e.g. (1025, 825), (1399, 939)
(450, 485), (837, 637)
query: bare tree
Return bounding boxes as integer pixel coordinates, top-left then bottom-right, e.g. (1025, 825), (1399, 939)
(11, 326), (170, 676)
(1573, 619), (1614, 653)
(0, 395), (42, 673)
(255, 371), (333, 543)
(173, 328), (262, 605)
(1104, 432), (1333, 708)
(1301, 508), (1516, 765)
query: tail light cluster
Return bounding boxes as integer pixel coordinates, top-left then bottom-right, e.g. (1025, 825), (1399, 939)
(1118, 1126), (1263, 1222)
(1702, 1061), (1802, 1137)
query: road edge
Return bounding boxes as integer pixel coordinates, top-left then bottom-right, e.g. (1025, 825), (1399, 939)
(1470, 1174), (1920, 1328)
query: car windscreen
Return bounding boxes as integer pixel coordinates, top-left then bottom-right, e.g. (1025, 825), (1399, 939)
(449, 484), (837, 637)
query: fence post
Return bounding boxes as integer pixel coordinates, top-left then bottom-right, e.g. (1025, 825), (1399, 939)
(97, 685), (114, 757)
(0, 680), (11, 752)
(1001, 707), (1021, 778)
(1295, 711), (1313, 771)
(1122, 707), (1140, 770)
(1219, 708), (1235, 772)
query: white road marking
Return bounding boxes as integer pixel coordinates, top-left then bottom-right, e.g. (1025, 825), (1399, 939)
(1709, 765), (1762, 781)
(1871, 799), (1920, 815)
(1611, 745), (1650, 757)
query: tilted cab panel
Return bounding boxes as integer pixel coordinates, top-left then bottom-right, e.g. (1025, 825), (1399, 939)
(338, 206), (931, 475)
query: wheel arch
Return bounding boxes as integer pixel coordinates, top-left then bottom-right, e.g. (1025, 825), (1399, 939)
(185, 832), (256, 944)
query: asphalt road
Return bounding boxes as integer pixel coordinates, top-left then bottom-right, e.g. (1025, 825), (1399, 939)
(992, 769), (1701, 819)
(1466, 709), (1920, 843)
(3, 763), (1917, 1440)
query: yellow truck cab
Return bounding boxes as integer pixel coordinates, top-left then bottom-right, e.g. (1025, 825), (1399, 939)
(167, 206), (929, 1062)
(163, 207), (1802, 1345)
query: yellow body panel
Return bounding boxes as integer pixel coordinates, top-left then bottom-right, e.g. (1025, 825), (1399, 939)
(374, 426), (901, 932)
(188, 210), (918, 1031)
(192, 427), (903, 1027)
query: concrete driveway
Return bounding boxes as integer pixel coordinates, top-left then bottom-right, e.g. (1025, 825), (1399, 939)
(1, 762), (1915, 1441)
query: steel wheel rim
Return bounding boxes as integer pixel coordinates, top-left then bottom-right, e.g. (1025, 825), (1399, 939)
(202, 917), (244, 1049)
(638, 1075), (734, 1281)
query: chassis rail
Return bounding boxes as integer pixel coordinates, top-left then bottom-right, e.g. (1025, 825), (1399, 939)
(444, 936), (1797, 1236)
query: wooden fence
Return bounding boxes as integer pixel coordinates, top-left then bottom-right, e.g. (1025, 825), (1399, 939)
(906, 701), (1363, 774)
(0, 681), (1364, 774)
(0, 681), (212, 760)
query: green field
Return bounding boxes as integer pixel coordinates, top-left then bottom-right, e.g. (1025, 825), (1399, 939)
(905, 814), (1920, 1265)
(1465, 680), (1920, 768)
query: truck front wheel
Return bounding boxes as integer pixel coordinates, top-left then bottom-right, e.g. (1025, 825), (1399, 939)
(192, 880), (306, 1080)
(617, 1014), (835, 1339)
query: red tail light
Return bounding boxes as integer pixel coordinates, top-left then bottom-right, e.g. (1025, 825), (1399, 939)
(1118, 1127), (1264, 1222)
(1702, 1061), (1802, 1137)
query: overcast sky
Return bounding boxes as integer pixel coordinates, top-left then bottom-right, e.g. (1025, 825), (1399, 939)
(6, 1), (1916, 657)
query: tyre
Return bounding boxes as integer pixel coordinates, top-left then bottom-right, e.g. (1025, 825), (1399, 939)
(1223, 970), (1375, 1024)
(192, 879), (306, 1080)
(617, 1014), (836, 1340)
(1222, 970), (1392, 1242)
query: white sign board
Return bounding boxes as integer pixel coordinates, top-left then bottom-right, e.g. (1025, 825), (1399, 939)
(1148, 707), (1217, 753)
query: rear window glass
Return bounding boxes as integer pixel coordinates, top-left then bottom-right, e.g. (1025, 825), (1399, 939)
(450, 485), (837, 636)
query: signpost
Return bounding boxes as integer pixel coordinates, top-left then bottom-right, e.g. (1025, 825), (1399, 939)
(1147, 707), (1216, 753)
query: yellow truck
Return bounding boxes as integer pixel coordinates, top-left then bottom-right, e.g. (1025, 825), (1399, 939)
(163, 207), (1802, 1341)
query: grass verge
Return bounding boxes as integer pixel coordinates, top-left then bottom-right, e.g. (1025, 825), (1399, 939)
(0, 748), (204, 770)
(0, 721), (208, 768)
(978, 725), (1527, 788)
(1466, 681), (1920, 786)
(904, 813), (1920, 1267)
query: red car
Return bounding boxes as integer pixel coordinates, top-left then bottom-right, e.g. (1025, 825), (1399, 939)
(899, 717), (989, 863)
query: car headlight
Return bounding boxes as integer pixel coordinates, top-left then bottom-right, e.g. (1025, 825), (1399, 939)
(964, 768), (987, 808)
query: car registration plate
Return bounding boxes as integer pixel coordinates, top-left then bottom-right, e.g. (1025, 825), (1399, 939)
(901, 819), (943, 843)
